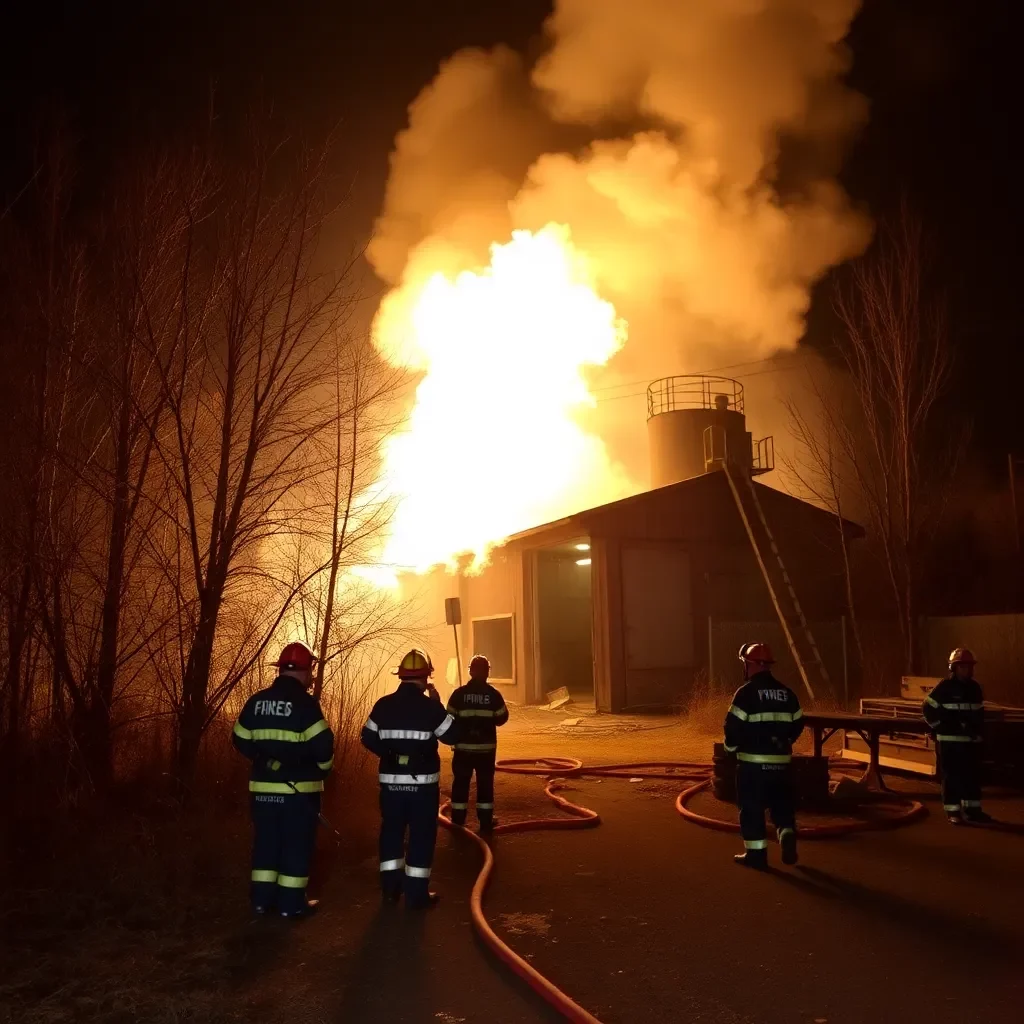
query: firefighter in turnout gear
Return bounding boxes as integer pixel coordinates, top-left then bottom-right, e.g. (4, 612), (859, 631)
(447, 655), (509, 832)
(361, 649), (456, 909)
(923, 647), (992, 825)
(724, 642), (804, 869)
(232, 642), (334, 917)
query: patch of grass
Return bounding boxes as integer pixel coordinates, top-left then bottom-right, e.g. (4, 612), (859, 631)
(0, 804), (252, 1024)
(684, 672), (733, 735)
(0, 729), (381, 1023)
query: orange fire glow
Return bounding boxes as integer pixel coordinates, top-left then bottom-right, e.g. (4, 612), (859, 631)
(364, 223), (632, 580)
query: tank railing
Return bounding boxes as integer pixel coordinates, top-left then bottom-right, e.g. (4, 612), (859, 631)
(704, 426), (775, 477)
(752, 435), (775, 475)
(647, 375), (745, 419)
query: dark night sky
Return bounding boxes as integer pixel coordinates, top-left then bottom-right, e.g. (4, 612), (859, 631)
(2, 1), (1020, 471)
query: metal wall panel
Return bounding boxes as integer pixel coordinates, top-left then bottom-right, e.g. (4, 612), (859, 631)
(621, 545), (694, 670)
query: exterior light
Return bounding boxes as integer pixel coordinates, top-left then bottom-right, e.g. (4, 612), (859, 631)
(574, 543), (591, 551)
(575, 557), (592, 566)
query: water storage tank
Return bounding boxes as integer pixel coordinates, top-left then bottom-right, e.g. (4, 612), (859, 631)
(647, 375), (766, 488)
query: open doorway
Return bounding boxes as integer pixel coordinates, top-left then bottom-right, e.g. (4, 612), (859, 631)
(535, 539), (594, 707)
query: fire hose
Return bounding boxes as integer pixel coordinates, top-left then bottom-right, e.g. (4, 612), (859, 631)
(438, 756), (926, 1023)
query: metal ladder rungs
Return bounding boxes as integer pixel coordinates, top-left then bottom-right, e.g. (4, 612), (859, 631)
(723, 463), (830, 701)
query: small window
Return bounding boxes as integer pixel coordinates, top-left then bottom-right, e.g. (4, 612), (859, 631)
(471, 615), (515, 684)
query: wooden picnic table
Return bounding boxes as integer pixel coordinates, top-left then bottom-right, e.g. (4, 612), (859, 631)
(803, 712), (931, 791)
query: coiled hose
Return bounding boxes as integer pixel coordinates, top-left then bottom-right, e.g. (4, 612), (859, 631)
(438, 756), (926, 1022)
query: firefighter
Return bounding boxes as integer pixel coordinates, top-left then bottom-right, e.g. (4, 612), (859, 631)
(232, 641), (334, 918)
(723, 642), (804, 869)
(361, 649), (456, 909)
(923, 647), (992, 825)
(447, 654), (509, 832)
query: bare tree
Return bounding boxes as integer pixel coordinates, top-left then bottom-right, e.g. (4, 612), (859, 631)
(783, 371), (865, 675)
(310, 341), (405, 698)
(0, 128), (85, 765)
(264, 338), (415, 769)
(817, 204), (965, 674)
(1, 115), (412, 804)
(140, 130), (367, 794)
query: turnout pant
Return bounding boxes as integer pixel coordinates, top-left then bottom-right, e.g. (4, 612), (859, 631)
(736, 762), (796, 854)
(937, 741), (983, 813)
(250, 793), (319, 914)
(379, 783), (440, 906)
(450, 751), (496, 826)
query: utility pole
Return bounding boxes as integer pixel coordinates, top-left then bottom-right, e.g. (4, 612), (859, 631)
(445, 597), (463, 687)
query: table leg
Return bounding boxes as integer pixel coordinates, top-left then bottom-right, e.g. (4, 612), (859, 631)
(859, 732), (891, 792)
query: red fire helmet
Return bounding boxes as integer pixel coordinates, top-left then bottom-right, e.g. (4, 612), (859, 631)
(738, 642), (775, 665)
(272, 642), (316, 672)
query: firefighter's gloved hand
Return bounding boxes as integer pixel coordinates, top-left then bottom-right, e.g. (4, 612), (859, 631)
(425, 683), (440, 702)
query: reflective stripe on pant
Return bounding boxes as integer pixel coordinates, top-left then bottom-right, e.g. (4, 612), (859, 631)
(736, 762), (795, 852)
(379, 783), (440, 906)
(450, 750), (496, 825)
(249, 793), (319, 913)
(938, 740), (982, 813)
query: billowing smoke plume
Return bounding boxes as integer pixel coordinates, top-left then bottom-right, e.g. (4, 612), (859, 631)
(366, 0), (871, 572)
(373, 0), (868, 355)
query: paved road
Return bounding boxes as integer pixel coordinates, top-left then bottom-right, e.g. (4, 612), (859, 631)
(230, 807), (564, 1024)
(485, 779), (1024, 1024)
(235, 775), (1024, 1023)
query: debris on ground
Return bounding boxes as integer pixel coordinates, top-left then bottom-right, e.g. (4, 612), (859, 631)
(542, 696), (574, 711)
(497, 912), (553, 937)
(540, 686), (576, 711)
(560, 718), (583, 727)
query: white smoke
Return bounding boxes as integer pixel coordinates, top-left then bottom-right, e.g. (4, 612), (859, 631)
(366, 0), (872, 563)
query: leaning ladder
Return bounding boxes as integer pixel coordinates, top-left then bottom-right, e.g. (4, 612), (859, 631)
(722, 461), (831, 701)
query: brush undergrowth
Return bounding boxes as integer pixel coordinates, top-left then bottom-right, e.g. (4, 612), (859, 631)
(0, 734), (377, 1024)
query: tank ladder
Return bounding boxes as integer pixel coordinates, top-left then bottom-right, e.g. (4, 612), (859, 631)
(722, 461), (831, 701)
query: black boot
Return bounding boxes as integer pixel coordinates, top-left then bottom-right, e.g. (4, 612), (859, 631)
(947, 811), (965, 826)
(964, 808), (994, 824)
(478, 815), (497, 834)
(280, 899), (319, 919)
(779, 830), (798, 866)
(734, 851), (768, 869)
(407, 891), (440, 910)
(381, 888), (402, 905)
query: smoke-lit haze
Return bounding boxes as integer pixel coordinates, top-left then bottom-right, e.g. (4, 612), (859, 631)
(365, 0), (872, 574)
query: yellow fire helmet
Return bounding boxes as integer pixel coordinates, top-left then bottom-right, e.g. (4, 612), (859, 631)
(948, 647), (977, 669)
(394, 648), (434, 679)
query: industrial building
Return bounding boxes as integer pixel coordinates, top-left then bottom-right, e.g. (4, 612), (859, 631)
(446, 375), (863, 712)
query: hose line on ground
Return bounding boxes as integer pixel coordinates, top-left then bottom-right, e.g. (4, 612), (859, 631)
(439, 757), (927, 1023)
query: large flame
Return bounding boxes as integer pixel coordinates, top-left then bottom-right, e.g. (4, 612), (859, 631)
(367, 223), (632, 577)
